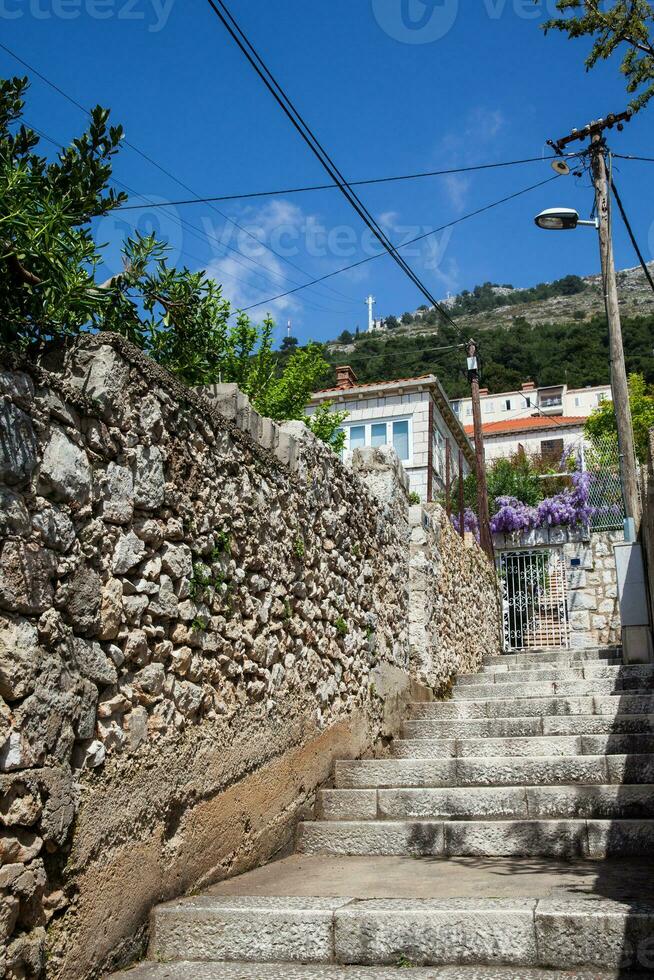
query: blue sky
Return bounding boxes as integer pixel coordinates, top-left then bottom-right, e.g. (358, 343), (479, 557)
(3, 0), (654, 345)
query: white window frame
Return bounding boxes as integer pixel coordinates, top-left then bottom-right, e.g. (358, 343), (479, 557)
(343, 416), (414, 465)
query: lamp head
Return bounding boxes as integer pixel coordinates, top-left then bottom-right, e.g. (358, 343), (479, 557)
(534, 207), (580, 231)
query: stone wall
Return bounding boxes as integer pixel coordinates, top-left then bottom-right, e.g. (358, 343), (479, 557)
(411, 506), (501, 690)
(0, 334), (501, 980)
(564, 530), (622, 649)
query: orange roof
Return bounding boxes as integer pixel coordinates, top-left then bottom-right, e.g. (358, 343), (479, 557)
(315, 374), (433, 394)
(464, 416), (588, 437)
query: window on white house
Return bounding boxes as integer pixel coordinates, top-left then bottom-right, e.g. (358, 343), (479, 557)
(575, 396), (581, 407)
(343, 418), (412, 463)
(392, 420), (410, 461)
(371, 423), (387, 448)
(350, 425), (366, 450)
(504, 399), (512, 411)
(597, 392), (607, 404)
(525, 397), (531, 408)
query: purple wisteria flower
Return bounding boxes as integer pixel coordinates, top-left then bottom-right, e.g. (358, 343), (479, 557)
(490, 496), (538, 534)
(450, 508), (480, 540)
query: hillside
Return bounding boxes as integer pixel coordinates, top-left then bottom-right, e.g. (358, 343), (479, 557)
(324, 262), (654, 400)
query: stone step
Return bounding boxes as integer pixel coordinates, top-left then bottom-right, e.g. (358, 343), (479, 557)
(459, 663), (650, 687)
(318, 784), (654, 822)
(391, 733), (654, 759)
(334, 754), (654, 789)
(145, 893), (654, 972)
(409, 693), (654, 720)
(297, 818), (654, 858)
(482, 648), (621, 669)
(150, 896), (351, 965)
(107, 963), (635, 980)
(402, 713), (654, 739)
(453, 678), (652, 700)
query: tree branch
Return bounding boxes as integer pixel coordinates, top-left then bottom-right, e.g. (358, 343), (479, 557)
(6, 253), (41, 286)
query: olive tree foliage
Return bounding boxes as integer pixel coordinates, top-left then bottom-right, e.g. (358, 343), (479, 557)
(536, 0), (654, 110)
(0, 76), (340, 436)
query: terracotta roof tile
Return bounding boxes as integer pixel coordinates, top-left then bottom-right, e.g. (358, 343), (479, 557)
(464, 415), (588, 436)
(315, 374), (433, 394)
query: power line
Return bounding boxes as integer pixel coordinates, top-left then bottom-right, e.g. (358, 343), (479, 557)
(610, 176), (654, 294)
(236, 174), (560, 313)
(202, 0), (458, 328)
(0, 40), (360, 308)
(118, 155), (567, 211)
(23, 120), (356, 318)
(613, 153), (654, 163)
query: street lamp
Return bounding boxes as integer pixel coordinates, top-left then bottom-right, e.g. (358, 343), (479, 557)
(534, 208), (598, 232)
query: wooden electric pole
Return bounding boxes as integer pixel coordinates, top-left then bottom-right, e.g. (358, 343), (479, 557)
(467, 339), (494, 561)
(589, 136), (642, 531)
(547, 110), (642, 532)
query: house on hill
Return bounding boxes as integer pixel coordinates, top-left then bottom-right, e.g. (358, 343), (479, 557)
(452, 379), (612, 462)
(308, 366), (474, 502)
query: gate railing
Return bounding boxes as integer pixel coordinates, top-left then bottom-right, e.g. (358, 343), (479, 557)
(496, 548), (570, 652)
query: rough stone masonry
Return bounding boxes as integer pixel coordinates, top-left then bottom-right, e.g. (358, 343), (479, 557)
(0, 333), (500, 980)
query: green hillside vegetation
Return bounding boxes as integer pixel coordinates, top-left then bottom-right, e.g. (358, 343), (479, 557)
(325, 313), (654, 401)
(447, 275), (588, 318)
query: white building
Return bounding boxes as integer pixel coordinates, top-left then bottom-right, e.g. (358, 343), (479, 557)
(308, 366), (474, 502)
(451, 380), (612, 463)
(451, 380), (611, 427)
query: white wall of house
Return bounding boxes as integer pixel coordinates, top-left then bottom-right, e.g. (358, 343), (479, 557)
(308, 379), (472, 502)
(482, 423), (587, 463)
(452, 382), (612, 426)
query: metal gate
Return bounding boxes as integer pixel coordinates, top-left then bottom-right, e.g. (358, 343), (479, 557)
(496, 548), (570, 652)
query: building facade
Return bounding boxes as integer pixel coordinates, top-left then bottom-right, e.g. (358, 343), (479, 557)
(451, 380), (611, 427)
(308, 366), (474, 502)
(452, 380), (612, 462)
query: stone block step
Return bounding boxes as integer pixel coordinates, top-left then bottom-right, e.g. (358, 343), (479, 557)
(464, 661), (639, 686)
(107, 963), (635, 980)
(144, 893), (654, 973)
(402, 713), (654, 739)
(318, 784), (654, 822)
(150, 896), (353, 965)
(334, 754), (654, 789)
(297, 819), (654, 859)
(391, 732), (654, 759)
(453, 677), (652, 700)
(409, 693), (654, 721)
(482, 648), (621, 669)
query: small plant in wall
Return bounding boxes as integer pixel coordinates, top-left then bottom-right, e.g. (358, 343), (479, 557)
(211, 529), (231, 560)
(293, 536), (306, 561)
(408, 492), (421, 506)
(189, 562), (212, 600)
(191, 616), (208, 633)
(335, 616), (348, 637)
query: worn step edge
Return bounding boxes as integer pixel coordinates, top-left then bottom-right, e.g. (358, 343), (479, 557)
(141, 894), (654, 972)
(333, 754), (654, 789)
(391, 733), (654, 759)
(106, 964), (638, 980)
(297, 819), (654, 859)
(317, 784), (654, 822)
(408, 694), (654, 720)
(402, 713), (654, 739)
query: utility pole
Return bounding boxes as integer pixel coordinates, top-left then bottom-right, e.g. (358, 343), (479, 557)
(590, 136), (641, 531)
(365, 295), (376, 334)
(467, 339), (494, 560)
(548, 110), (641, 531)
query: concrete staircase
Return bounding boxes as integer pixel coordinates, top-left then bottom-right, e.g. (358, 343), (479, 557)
(111, 646), (654, 979)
